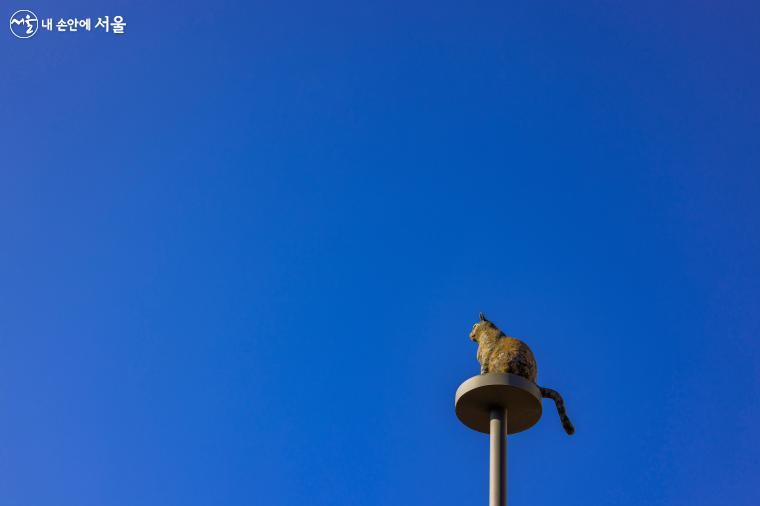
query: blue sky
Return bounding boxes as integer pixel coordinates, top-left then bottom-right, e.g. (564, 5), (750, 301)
(2, 1), (759, 505)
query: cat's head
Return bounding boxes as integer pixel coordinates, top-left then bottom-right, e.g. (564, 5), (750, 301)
(470, 312), (499, 342)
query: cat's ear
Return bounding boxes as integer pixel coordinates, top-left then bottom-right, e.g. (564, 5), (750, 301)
(479, 312), (486, 321)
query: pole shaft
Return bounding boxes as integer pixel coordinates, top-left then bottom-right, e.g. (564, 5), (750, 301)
(489, 407), (507, 506)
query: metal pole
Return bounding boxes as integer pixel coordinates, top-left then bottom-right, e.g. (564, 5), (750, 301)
(489, 407), (507, 506)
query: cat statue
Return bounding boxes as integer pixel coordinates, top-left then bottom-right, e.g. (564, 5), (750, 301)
(470, 313), (575, 435)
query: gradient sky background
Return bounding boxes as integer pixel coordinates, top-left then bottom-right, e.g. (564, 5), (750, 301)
(2, 1), (760, 505)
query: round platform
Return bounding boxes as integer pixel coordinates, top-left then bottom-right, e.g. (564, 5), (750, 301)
(455, 373), (543, 435)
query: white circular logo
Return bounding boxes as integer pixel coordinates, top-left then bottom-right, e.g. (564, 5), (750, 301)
(9, 9), (38, 38)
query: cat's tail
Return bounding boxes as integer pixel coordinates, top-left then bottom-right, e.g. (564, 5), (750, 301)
(540, 387), (575, 435)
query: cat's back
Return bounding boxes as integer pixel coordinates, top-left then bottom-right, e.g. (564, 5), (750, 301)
(493, 336), (538, 382)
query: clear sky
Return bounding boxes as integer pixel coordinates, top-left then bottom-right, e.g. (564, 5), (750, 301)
(2, 1), (759, 505)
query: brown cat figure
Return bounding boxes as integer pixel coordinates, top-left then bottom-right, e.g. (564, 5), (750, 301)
(470, 313), (575, 435)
